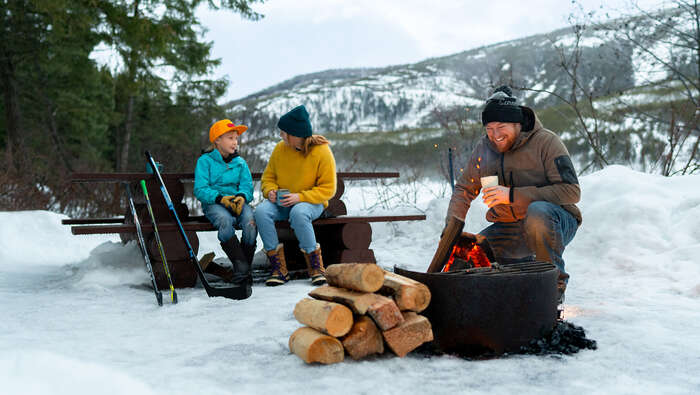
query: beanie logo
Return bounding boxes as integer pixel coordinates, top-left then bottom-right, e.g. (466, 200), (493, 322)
(227, 123), (234, 127)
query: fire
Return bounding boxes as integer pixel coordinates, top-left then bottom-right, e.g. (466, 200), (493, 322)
(443, 241), (491, 272)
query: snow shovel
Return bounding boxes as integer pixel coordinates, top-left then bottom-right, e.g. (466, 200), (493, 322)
(145, 150), (252, 300)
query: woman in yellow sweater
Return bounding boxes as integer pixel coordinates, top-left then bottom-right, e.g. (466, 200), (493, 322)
(254, 105), (337, 286)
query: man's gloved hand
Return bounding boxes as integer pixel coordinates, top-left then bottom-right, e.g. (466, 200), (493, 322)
(231, 196), (245, 216)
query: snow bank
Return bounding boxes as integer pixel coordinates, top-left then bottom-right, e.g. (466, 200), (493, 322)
(1, 165), (699, 394)
(0, 350), (155, 395)
(0, 211), (119, 267)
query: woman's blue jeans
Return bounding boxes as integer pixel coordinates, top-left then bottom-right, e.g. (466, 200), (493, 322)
(478, 201), (578, 287)
(254, 200), (324, 253)
(202, 203), (257, 245)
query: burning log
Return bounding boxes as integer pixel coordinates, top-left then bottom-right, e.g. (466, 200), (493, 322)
(380, 270), (431, 312)
(309, 285), (404, 330)
(293, 298), (354, 337)
(382, 311), (434, 357)
(341, 316), (384, 360)
(442, 238), (491, 272)
(427, 217), (464, 273)
(289, 327), (345, 364)
(325, 263), (385, 293)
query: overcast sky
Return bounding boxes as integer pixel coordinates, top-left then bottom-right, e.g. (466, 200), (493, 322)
(197, 0), (665, 102)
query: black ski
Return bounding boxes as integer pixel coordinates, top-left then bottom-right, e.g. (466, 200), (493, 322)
(140, 180), (178, 304)
(124, 182), (163, 306)
(145, 150), (252, 300)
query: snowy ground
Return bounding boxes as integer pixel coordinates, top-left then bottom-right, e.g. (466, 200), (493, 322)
(1, 165), (699, 395)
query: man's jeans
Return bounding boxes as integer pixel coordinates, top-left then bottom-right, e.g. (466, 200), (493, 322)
(479, 201), (578, 287)
(254, 200), (324, 254)
(203, 203), (257, 245)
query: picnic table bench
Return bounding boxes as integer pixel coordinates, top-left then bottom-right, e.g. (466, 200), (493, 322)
(63, 171), (426, 288)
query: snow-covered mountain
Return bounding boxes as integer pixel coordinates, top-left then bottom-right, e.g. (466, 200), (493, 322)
(226, 21), (644, 137)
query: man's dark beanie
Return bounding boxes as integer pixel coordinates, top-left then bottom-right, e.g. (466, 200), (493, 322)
(278, 105), (313, 138)
(481, 85), (524, 126)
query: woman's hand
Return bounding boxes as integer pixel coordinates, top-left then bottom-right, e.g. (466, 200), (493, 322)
(280, 193), (301, 207)
(482, 186), (510, 208)
(268, 190), (277, 203)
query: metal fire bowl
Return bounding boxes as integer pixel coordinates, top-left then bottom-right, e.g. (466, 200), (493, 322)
(395, 263), (559, 355)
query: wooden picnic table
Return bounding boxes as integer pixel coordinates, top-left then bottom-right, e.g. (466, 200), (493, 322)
(64, 172), (426, 288)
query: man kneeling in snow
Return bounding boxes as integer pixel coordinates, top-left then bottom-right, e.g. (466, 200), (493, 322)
(445, 86), (582, 303)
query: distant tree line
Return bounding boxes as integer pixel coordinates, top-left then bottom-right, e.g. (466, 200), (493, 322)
(0, 0), (263, 213)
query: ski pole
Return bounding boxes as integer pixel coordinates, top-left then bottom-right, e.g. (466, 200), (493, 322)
(140, 180), (178, 304)
(124, 182), (163, 306)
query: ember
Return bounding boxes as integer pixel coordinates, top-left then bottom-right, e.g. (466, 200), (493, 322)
(442, 239), (491, 272)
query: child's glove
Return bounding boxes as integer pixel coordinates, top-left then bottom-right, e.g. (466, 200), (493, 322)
(220, 195), (236, 210)
(231, 196), (245, 216)
(220, 195), (246, 216)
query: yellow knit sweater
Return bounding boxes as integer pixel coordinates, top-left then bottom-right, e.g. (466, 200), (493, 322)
(261, 141), (337, 207)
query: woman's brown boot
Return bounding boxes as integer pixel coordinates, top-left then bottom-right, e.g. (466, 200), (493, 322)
(265, 244), (289, 286)
(302, 243), (326, 286)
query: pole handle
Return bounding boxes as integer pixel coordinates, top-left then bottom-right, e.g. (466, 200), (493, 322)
(140, 179), (149, 198)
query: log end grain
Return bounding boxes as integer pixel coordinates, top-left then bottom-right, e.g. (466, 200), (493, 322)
(293, 298), (354, 337)
(341, 316), (384, 360)
(289, 327), (345, 365)
(367, 295), (404, 331)
(326, 263), (385, 293)
(382, 271), (432, 312)
(382, 312), (434, 358)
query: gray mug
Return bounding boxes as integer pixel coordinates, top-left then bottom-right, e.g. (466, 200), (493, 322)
(276, 189), (290, 206)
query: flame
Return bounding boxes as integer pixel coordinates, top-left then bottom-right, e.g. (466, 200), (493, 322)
(443, 241), (491, 272)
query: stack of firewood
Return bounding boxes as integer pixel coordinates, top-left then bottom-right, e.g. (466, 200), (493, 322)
(288, 263), (433, 364)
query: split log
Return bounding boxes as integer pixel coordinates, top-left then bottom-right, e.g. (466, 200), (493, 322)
(381, 271), (431, 312)
(289, 327), (344, 364)
(382, 312), (434, 358)
(341, 316), (384, 360)
(293, 298), (353, 337)
(324, 263), (384, 292)
(309, 286), (404, 330)
(366, 295), (404, 330)
(309, 286), (380, 315)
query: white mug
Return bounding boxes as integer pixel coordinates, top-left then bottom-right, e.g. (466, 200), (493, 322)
(480, 176), (498, 188)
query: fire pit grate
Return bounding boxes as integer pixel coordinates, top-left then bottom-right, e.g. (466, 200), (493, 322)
(442, 261), (559, 276)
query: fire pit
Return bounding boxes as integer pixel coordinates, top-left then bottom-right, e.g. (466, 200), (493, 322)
(395, 224), (559, 355)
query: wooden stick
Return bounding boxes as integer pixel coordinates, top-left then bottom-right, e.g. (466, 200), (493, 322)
(381, 271), (431, 312)
(293, 298), (354, 337)
(341, 316), (384, 360)
(325, 263), (385, 292)
(289, 327), (345, 364)
(427, 217), (464, 273)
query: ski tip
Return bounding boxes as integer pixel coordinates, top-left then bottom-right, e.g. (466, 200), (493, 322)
(172, 291), (178, 304)
(156, 292), (164, 306)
